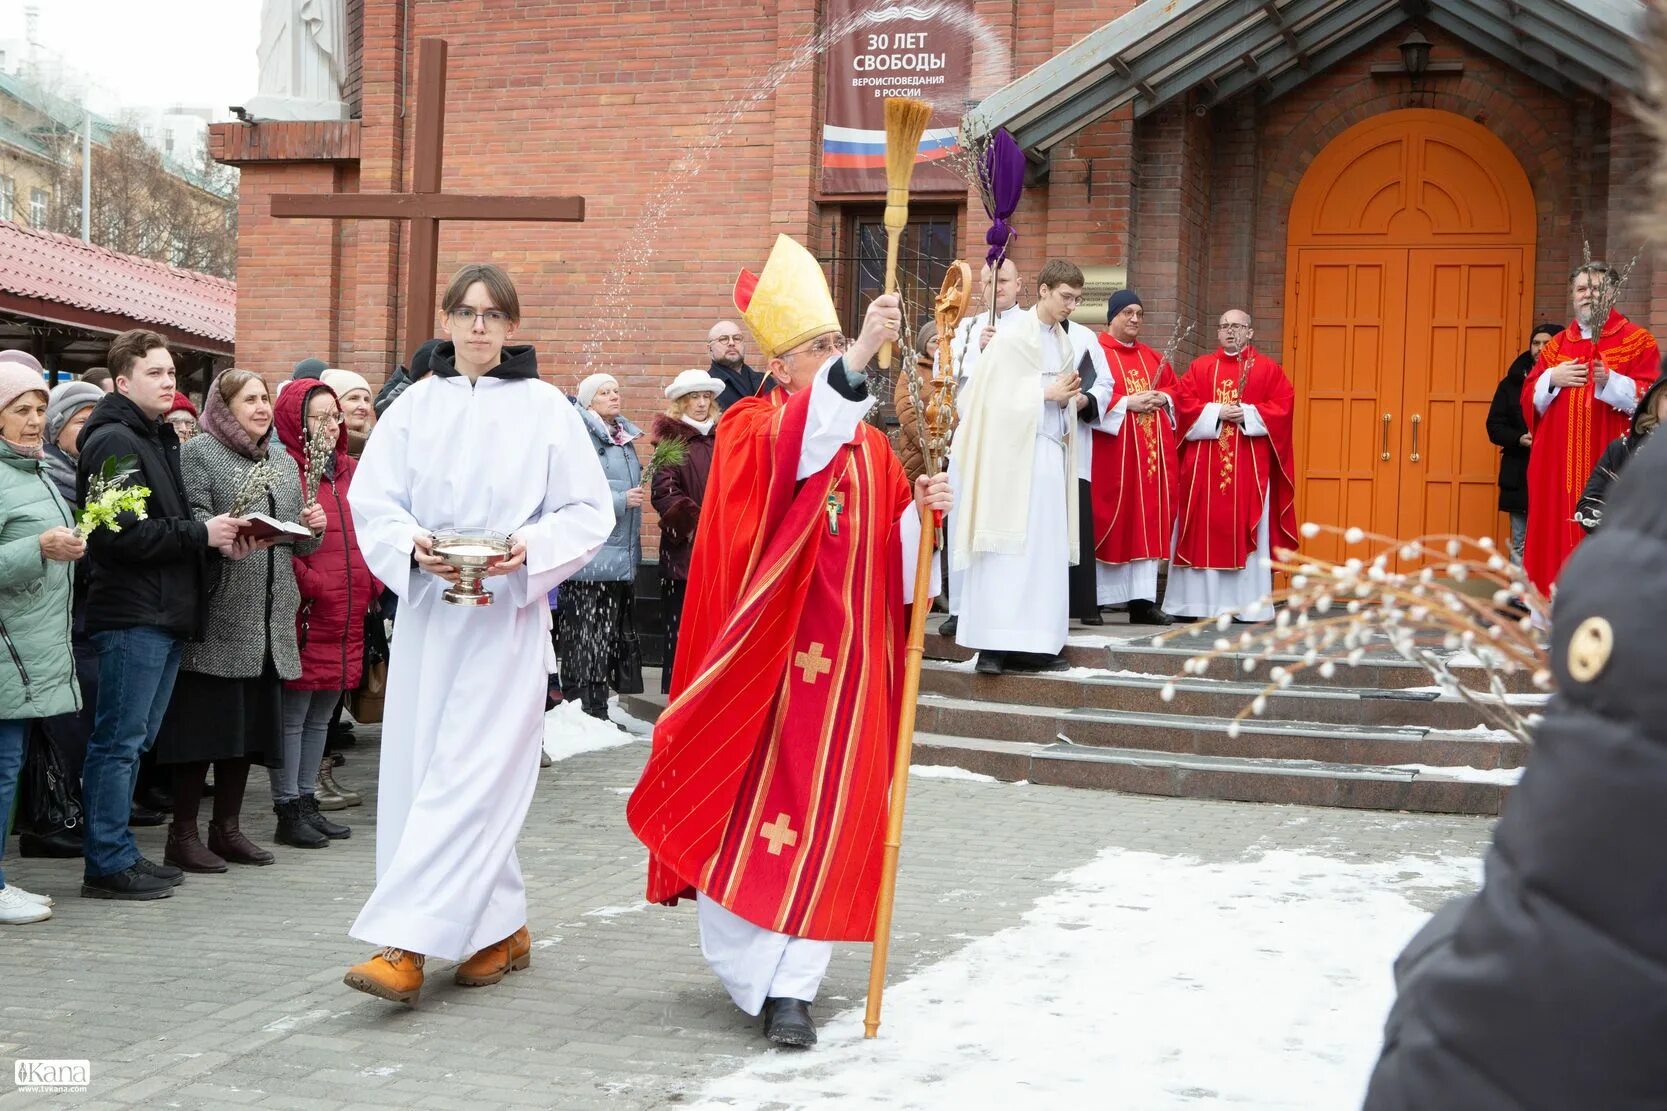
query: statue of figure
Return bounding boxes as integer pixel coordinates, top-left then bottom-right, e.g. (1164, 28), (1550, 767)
(248, 0), (348, 121)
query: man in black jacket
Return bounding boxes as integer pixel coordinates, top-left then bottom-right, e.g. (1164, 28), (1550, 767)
(76, 330), (245, 901)
(706, 319), (774, 410)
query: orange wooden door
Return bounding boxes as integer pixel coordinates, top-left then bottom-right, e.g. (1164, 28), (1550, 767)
(1399, 249), (1525, 545)
(1289, 249), (1406, 565)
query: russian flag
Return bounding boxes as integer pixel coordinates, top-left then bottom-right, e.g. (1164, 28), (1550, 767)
(822, 124), (960, 170)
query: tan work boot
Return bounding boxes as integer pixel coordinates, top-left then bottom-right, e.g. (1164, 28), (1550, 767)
(454, 926), (532, 986)
(344, 947), (425, 1005)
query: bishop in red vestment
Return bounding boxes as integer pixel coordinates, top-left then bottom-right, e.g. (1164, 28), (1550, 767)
(1521, 265), (1660, 593)
(1092, 290), (1181, 624)
(626, 235), (950, 1048)
(1169, 311), (1298, 621)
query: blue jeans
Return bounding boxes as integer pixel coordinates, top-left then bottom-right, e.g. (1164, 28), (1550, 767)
(0, 719), (26, 888)
(81, 626), (182, 878)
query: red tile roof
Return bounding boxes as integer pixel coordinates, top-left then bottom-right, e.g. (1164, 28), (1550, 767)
(0, 221), (235, 345)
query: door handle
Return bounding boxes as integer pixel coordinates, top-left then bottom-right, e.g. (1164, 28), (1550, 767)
(1381, 413), (1392, 461)
(1410, 413), (1422, 463)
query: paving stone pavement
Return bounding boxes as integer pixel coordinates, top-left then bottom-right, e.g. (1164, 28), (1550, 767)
(1, 720), (1496, 1109)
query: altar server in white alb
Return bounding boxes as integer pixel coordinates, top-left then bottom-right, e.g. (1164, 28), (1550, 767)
(952, 259), (1113, 675)
(341, 263), (613, 1006)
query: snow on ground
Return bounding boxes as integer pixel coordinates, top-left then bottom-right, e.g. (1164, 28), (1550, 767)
(695, 846), (1482, 1110)
(542, 700), (637, 762)
(908, 765), (996, 783)
(1389, 763), (1525, 785)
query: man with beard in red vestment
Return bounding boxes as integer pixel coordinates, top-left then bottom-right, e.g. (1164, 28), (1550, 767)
(1168, 309), (1298, 622)
(1092, 289), (1181, 625)
(627, 235), (951, 1049)
(1521, 262), (1659, 594)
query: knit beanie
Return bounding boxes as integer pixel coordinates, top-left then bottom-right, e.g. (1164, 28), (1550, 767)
(1107, 289), (1143, 323)
(577, 373), (619, 408)
(321, 368), (372, 398)
(46, 380), (103, 446)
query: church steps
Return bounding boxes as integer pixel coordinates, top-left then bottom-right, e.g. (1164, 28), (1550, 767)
(918, 660), (1489, 730)
(910, 692), (1522, 771)
(909, 735), (1510, 816)
(923, 630), (1539, 695)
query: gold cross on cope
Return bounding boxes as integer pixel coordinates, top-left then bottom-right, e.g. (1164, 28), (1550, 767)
(759, 812), (799, 856)
(825, 491), (845, 536)
(795, 641), (833, 684)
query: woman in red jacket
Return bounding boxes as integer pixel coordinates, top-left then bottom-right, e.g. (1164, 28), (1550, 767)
(272, 381), (377, 846)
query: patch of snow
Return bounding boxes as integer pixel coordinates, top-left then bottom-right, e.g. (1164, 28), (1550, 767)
(261, 1008), (330, 1034)
(694, 847), (1482, 1110)
(584, 903), (648, 919)
(1444, 724), (1520, 740)
(1400, 685), (1550, 706)
(359, 1066), (400, 1078)
(542, 701), (636, 762)
(1389, 764), (1524, 785)
(609, 695), (656, 736)
(908, 765), (996, 783)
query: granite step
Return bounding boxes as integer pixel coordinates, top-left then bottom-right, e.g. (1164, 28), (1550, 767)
(910, 734), (1511, 815)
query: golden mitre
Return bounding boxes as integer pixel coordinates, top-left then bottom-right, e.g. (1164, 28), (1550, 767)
(733, 234), (840, 360)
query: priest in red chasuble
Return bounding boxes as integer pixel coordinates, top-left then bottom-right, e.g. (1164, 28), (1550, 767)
(626, 235), (951, 1049)
(1521, 262), (1660, 593)
(1168, 309), (1298, 622)
(1092, 289), (1181, 625)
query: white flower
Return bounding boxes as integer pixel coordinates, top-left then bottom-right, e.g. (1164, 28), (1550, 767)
(1300, 522), (1321, 538)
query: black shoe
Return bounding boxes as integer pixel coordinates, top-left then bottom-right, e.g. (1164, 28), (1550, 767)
(761, 997), (817, 1047)
(938, 615), (959, 638)
(129, 803), (165, 828)
(134, 855), (185, 886)
(137, 785), (175, 811)
(1077, 611), (1105, 626)
(298, 795), (351, 840)
(1128, 601), (1175, 626)
(81, 866), (174, 900)
(1008, 651), (1071, 673)
(19, 827), (83, 858)
(974, 651), (1005, 676)
(274, 801), (330, 849)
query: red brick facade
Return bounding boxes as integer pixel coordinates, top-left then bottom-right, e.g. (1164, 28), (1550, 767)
(214, 5), (1653, 555)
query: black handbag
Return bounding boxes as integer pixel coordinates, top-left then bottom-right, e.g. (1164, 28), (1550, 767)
(20, 722), (82, 836)
(609, 591), (645, 695)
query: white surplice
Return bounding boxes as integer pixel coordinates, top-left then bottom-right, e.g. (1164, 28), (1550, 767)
(954, 309), (1086, 656)
(1165, 402), (1275, 621)
(347, 371), (613, 961)
(947, 303), (1024, 616)
(696, 358), (934, 1014)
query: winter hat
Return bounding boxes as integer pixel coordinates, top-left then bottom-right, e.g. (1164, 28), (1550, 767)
(577, 373), (619, 408)
(0, 350), (44, 374)
(168, 391), (199, 418)
(321, 368), (372, 399)
(1107, 289), (1143, 323)
(0, 363), (49, 455)
(292, 357), (328, 380)
(664, 368), (724, 401)
(46, 380), (103, 445)
(409, 339), (441, 381)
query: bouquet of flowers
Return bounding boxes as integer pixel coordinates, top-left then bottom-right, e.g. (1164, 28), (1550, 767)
(76, 455), (151, 538)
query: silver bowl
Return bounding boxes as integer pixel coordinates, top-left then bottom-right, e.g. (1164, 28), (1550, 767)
(430, 527), (512, 606)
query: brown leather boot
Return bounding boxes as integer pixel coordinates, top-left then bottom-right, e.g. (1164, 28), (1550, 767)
(454, 926), (532, 986)
(164, 821), (227, 874)
(344, 948), (425, 1005)
(208, 819), (275, 866)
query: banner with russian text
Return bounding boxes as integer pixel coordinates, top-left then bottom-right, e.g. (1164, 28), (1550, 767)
(820, 1), (975, 195)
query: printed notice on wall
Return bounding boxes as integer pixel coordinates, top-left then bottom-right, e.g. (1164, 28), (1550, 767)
(820, 1), (975, 195)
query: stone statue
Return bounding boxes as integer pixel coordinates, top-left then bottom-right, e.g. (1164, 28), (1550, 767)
(247, 0), (348, 121)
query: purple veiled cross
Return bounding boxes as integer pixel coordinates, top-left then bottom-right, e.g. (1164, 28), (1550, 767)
(983, 128), (1025, 268)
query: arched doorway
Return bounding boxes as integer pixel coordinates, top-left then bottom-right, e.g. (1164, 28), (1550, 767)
(1284, 109), (1536, 563)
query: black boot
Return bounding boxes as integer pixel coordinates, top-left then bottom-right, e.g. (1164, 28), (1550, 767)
(761, 997), (817, 1047)
(938, 614), (958, 638)
(298, 795), (351, 840)
(581, 683), (610, 721)
(274, 800), (329, 849)
(1128, 600), (1175, 626)
(974, 651), (1006, 675)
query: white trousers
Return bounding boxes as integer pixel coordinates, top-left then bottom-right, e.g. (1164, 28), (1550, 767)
(696, 893), (833, 1016)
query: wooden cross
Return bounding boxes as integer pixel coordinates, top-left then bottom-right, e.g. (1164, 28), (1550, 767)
(794, 641), (833, 685)
(758, 812), (799, 856)
(825, 491), (845, 536)
(269, 38), (587, 366)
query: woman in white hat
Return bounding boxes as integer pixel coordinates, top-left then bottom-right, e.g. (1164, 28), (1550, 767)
(649, 368), (722, 694)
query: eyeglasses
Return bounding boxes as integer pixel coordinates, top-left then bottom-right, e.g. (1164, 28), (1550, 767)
(710, 334), (746, 345)
(786, 335), (848, 360)
(1218, 323), (1252, 333)
(1053, 292), (1085, 307)
(447, 308), (512, 331)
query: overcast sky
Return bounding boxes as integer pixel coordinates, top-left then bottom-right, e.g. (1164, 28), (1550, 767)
(5, 0), (262, 115)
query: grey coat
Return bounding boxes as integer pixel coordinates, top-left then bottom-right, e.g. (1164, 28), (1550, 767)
(178, 433), (320, 680)
(0, 441), (79, 719)
(571, 407), (642, 583)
